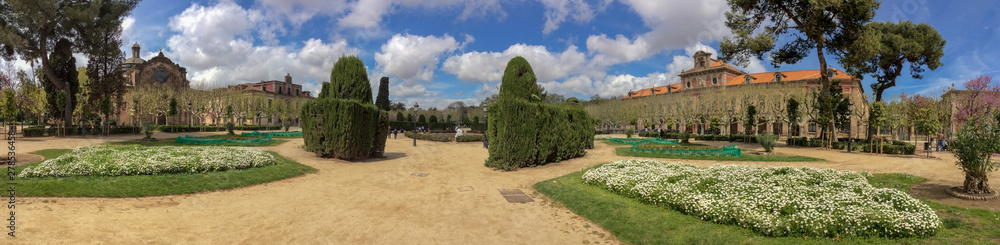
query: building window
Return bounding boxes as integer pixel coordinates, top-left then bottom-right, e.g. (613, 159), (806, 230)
(296, 89), (299, 95)
(712, 77), (718, 85)
(745, 76), (752, 84)
(279, 86), (283, 94)
(808, 123), (817, 133)
(686, 81), (691, 88)
(775, 73), (782, 82)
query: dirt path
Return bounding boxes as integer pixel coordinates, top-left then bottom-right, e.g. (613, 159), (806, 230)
(7, 133), (997, 244)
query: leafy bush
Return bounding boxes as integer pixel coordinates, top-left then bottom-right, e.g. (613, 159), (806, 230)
(485, 57), (595, 171)
(301, 56), (388, 160)
(20, 145), (276, 177)
(456, 135), (484, 142)
(584, 159), (940, 238)
(949, 114), (1000, 194)
(679, 132), (691, 143)
(625, 128), (635, 138)
(638, 132), (658, 137)
(143, 123), (156, 139)
(404, 131), (452, 142)
(756, 134), (778, 152)
(429, 115), (438, 123)
(225, 122), (235, 135)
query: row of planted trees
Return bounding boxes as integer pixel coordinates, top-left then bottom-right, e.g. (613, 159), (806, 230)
(585, 80), (866, 141)
(0, 64), (311, 136)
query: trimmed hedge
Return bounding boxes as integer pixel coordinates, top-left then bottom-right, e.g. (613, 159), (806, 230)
(404, 131), (452, 142)
(456, 135), (484, 142)
(786, 137), (915, 155)
(387, 121), (457, 131)
(301, 56), (388, 160)
(158, 125), (227, 133)
(23, 125), (143, 137)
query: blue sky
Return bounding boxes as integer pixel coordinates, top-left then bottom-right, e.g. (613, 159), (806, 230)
(95, 0), (1000, 108)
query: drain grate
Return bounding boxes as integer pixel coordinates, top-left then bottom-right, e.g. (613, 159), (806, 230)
(498, 189), (534, 203)
(457, 186), (474, 192)
(410, 173), (429, 177)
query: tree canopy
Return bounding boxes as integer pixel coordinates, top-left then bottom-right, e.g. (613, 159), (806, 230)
(841, 21), (946, 102)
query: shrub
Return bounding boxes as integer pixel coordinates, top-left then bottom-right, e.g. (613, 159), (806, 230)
(625, 128), (634, 138)
(679, 132), (691, 143)
(225, 122), (235, 135)
(756, 134), (778, 152)
(456, 135), (484, 142)
(429, 115), (438, 123)
(485, 57), (595, 171)
(20, 145), (275, 177)
(638, 132), (658, 137)
(404, 131), (452, 142)
(301, 56), (388, 160)
(950, 114), (1000, 194)
(418, 114), (426, 123)
(143, 123), (155, 139)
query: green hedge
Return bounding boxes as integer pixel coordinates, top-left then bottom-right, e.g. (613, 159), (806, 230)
(157, 125), (228, 133)
(234, 125), (281, 131)
(470, 123), (486, 133)
(456, 135), (484, 142)
(387, 121), (457, 131)
(23, 125), (143, 137)
(786, 137), (915, 155)
(486, 98), (595, 170)
(302, 98), (387, 160)
(404, 131), (452, 142)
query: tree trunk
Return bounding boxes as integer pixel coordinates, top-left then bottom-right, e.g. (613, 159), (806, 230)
(963, 173), (993, 194)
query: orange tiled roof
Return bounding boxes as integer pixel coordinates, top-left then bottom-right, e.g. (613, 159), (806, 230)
(681, 59), (740, 73)
(625, 68), (855, 100)
(726, 68), (853, 86)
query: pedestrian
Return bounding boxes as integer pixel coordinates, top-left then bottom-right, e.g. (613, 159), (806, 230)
(936, 133), (945, 152)
(393, 129), (398, 139)
(388, 126), (393, 139)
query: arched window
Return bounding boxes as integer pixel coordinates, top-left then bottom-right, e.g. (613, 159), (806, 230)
(774, 73), (782, 82)
(745, 76), (752, 84)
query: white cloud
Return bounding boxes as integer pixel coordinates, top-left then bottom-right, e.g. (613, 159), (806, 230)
(121, 16), (136, 41)
(586, 34), (651, 66)
(585, 0), (730, 67)
(540, 0), (596, 34)
(375, 34), (462, 84)
(257, 0), (349, 26)
(338, 0), (507, 29)
(442, 44), (588, 83)
(162, 1), (361, 95)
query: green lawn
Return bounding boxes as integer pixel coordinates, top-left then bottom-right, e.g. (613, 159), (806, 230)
(535, 166), (1000, 244)
(3, 150), (315, 197)
(616, 147), (825, 162)
(109, 135), (287, 147)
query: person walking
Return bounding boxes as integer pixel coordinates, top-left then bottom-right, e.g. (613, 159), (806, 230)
(393, 129), (398, 139)
(936, 133), (945, 152)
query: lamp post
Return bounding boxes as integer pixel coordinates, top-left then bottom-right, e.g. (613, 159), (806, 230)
(727, 108), (734, 142)
(847, 102), (854, 153)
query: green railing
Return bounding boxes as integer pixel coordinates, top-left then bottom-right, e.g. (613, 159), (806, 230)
(176, 135), (272, 144)
(610, 137), (679, 145)
(631, 144), (742, 157)
(241, 131), (303, 137)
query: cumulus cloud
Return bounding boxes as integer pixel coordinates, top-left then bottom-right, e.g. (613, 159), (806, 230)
(442, 44), (588, 83)
(540, 0), (597, 34)
(536, 42), (766, 99)
(585, 0), (730, 67)
(338, 0), (507, 29)
(162, 1), (360, 94)
(257, 0), (349, 26)
(375, 34), (463, 84)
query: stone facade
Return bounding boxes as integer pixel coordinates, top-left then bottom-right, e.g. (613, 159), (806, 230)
(620, 51), (869, 139)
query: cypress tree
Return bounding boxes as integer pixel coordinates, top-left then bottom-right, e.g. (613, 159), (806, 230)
(375, 77), (390, 111)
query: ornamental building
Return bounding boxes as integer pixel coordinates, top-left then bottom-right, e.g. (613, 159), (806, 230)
(618, 51), (868, 139)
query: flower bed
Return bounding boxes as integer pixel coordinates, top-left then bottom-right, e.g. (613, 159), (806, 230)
(19, 145), (276, 178)
(583, 159), (939, 238)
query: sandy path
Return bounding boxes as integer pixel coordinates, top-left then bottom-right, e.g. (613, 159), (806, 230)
(6, 133), (997, 244)
(10, 133), (619, 244)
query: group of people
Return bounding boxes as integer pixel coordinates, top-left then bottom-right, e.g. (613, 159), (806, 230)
(936, 133), (948, 152)
(387, 126), (433, 139)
